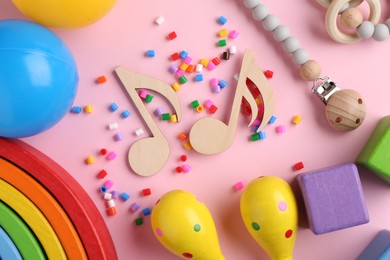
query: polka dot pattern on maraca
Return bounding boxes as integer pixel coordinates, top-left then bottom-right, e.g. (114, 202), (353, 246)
(193, 224), (201, 232)
(252, 222), (261, 231)
(155, 228), (163, 237)
(278, 201), (287, 211)
(240, 176), (298, 260)
(151, 190), (225, 259)
(285, 229), (293, 238)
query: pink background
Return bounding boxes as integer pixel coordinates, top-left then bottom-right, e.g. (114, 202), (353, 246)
(1, 0), (390, 259)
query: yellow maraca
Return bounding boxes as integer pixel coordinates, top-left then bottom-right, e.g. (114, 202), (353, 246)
(151, 190), (225, 260)
(240, 176), (298, 260)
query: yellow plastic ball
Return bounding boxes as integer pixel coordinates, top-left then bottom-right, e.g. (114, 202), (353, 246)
(12, 0), (116, 28)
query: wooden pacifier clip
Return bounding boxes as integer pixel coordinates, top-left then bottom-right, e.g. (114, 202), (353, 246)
(244, 0), (366, 131)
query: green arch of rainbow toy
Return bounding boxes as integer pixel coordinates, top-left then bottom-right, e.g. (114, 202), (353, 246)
(0, 225), (23, 260)
(0, 138), (117, 259)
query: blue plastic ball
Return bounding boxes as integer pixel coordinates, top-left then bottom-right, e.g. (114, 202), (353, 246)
(0, 19), (78, 138)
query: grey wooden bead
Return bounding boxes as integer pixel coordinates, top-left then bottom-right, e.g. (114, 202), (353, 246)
(263, 15), (279, 31)
(252, 4), (268, 21)
(273, 25), (290, 42)
(339, 2), (350, 14)
(292, 48), (309, 65)
(373, 24), (389, 41)
(244, 0), (260, 9)
(357, 21), (375, 39)
(282, 37), (300, 53)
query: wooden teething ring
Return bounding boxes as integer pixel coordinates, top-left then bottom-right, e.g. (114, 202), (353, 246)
(315, 0), (364, 8)
(326, 0), (381, 43)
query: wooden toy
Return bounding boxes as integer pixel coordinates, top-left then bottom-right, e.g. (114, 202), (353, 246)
(314, 0), (363, 9)
(189, 49), (276, 154)
(115, 67), (182, 176)
(0, 202), (45, 259)
(356, 115), (390, 184)
(0, 158), (87, 259)
(240, 176), (298, 260)
(314, 0), (386, 43)
(0, 226), (23, 260)
(320, 86), (366, 132)
(0, 138), (118, 259)
(357, 230), (390, 260)
(297, 163), (369, 235)
(0, 179), (67, 259)
(243, 0), (366, 131)
(151, 190), (225, 260)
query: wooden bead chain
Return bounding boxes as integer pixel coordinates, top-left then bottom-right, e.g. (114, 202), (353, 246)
(318, 0), (390, 43)
(243, 0), (367, 131)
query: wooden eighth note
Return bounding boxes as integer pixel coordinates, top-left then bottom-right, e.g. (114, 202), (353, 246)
(189, 49), (276, 155)
(115, 67), (182, 176)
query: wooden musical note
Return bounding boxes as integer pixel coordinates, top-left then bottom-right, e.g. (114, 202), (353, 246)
(115, 67), (182, 176)
(189, 49), (276, 155)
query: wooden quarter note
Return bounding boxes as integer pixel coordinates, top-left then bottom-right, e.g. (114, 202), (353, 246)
(189, 49), (275, 155)
(115, 67), (182, 176)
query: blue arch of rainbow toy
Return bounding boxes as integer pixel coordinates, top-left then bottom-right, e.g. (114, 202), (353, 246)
(0, 225), (23, 260)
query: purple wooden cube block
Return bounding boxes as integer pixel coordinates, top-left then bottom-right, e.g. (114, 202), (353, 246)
(297, 163), (369, 235)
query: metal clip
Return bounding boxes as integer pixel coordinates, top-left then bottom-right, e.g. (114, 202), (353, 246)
(311, 76), (340, 104)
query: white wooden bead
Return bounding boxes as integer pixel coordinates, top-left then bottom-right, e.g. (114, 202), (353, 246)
(373, 24), (390, 41)
(244, 0), (260, 9)
(263, 15), (279, 31)
(357, 21), (375, 39)
(292, 48), (309, 65)
(252, 4), (269, 21)
(282, 37), (300, 53)
(273, 25), (290, 42)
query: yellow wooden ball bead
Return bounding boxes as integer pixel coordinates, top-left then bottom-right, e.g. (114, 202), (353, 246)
(299, 60), (321, 81)
(341, 7), (364, 29)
